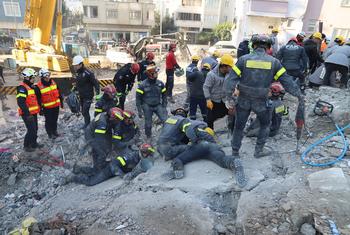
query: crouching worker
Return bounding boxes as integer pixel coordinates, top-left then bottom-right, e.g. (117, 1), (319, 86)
(94, 84), (118, 117)
(70, 143), (155, 186)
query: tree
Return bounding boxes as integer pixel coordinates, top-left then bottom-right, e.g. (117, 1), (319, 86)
(151, 11), (177, 35)
(197, 31), (215, 44)
(213, 22), (233, 41)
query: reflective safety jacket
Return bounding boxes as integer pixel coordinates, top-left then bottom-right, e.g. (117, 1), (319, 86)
(136, 78), (167, 113)
(112, 121), (139, 151)
(158, 115), (190, 145)
(17, 82), (40, 116)
(111, 150), (141, 174)
(36, 79), (61, 109)
(94, 94), (118, 117)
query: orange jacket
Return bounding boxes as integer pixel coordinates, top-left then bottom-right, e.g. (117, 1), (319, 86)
(37, 80), (61, 109)
(17, 82), (40, 116)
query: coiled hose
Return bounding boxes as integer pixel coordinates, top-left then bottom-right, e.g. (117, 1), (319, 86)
(301, 123), (350, 167)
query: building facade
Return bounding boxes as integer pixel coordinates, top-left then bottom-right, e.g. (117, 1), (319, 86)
(0, 0), (29, 38)
(82, 0), (155, 42)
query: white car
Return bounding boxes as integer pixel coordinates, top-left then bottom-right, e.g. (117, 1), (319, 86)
(208, 41), (237, 57)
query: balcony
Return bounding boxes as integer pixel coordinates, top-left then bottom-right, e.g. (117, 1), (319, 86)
(247, 0), (289, 18)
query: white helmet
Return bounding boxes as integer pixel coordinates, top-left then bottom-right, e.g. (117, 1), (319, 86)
(21, 68), (37, 78)
(38, 68), (50, 78)
(72, 55), (84, 66)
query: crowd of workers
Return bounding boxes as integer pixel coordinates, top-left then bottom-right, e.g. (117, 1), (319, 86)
(16, 29), (350, 187)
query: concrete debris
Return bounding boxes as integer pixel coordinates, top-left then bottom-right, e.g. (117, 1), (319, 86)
(300, 223), (316, 235)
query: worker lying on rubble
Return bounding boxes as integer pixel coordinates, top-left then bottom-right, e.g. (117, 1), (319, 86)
(245, 82), (288, 138)
(69, 143), (155, 186)
(112, 110), (140, 154)
(113, 62), (140, 109)
(136, 65), (167, 139)
(73, 107), (124, 175)
(94, 84), (118, 117)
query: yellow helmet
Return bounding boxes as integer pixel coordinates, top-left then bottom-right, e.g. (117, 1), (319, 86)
(220, 54), (234, 67)
(272, 28), (279, 33)
(212, 50), (220, 57)
(202, 63), (211, 70)
(335, 35), (345, 44)
(205, 127), (215, 137)
(191, 55), (201, 61)
(312, 32), (322, 40)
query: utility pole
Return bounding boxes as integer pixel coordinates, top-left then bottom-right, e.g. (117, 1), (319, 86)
(160, 0), (163, 34)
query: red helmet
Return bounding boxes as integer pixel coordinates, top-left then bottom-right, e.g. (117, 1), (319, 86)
(123, 110), (136, 120)
(109, 107), (124, 121)
(169, 43), (177, 50)
(131, 63), (140, 74)
(102, 84), (116, 98)
(289, 37), (298, 43)
(140, 143), (155, 157)
(270, 82), (285, 97)
(146, 52), (155, 61)
(145, 65), (158, 79)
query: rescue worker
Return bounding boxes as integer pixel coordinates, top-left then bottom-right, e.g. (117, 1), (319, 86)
(203, 54), (233, 130)
(246, 82), (287, 137)
(136, 65), (167, 139)
(35, 68), (63, 139)
(165, 43), (181, 103)
(94, 84), (117, 117)
(237, 37), (250, 58)
(320, 33), (328, 54)
(138, 52), (155, 82)
(322, 40), (350, 87)
(296, 32), (306, 47)
(16, 68), (42, 152)
(74, 107), (124, 175)
(189, 63), (210, 121)
(71, 144), (155, 186)
(72, 55), (100, 128)
(270, 28), (279, 56)
(112, 110), (140, 153)
(303, 32), (324, 73)
(323, 35), (345, 60)
(276, 37), (308, 92)
(113, 62), (140, 109)
(224, 34), (303, 159)
(201, 50), (219, 69)
(184, 55), (200, 110)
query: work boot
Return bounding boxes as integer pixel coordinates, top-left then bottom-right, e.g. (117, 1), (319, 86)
(231, 158), (248, 188)
(33, 143), (44, 149)
(24, 146), (35, 152)
(53, 132), (60, 137)
(171, 159), (184, 179)
(168, 97), (175, 104)
(254, 145), (272, 158)
(48, 134), (57, 139)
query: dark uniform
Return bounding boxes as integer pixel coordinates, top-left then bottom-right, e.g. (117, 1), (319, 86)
(113, 63), (137, 109)
(94, 94), (118, 117)
(75, 67), (100, 127)
(184, 62), (199, 109)
(16, 80), (40, 149)
(224, 47), (302, 157)
(112, 120), (139, 153)
(136, 77), (167, 138)
(138, 60), (154, 82)
(303, 39), (324, 73)
(237, 39), (250, 58)
(188, 68), (208, 121)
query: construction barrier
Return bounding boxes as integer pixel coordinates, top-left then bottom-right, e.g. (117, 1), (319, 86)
(0, 86), (17, 95)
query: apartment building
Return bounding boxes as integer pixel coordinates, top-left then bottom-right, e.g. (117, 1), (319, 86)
(82, 0), (155, 42)
(0, 0), (29, 38)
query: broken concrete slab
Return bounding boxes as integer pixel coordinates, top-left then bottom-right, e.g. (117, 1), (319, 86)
(307, 168), (350, 193)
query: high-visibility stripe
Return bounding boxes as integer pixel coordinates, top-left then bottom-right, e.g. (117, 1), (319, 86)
(95, 129), (106, 134)
(246, 60), (272, 70)
(136, 89), (144, 94)
(182, 123), (191, 132)
(40, 85), (57, 94)
(275, 105), (285, 114)
(28, 106), (39, 111)
(148, 147), (155, 153)
(117, 156), (126, 166)
(161, 88), (166, 93)
(274, 67), (286, 80)
(28, 90), (35, 95)
(43, 99), (60, 107)
(115, 113), (124, 120)
(232, 65), (242, 76)
(16, 93), (27, 98)
(165, 118), (178, 125)
(95, 108), (103, 113)
(113, 135), (122, 140)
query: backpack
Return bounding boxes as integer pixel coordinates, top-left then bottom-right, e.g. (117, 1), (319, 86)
(66, 92), (80, 113)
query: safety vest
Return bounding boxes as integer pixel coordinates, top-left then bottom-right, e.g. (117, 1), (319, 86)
(37, 80), (61, 109)
(17, 82), (40, 116)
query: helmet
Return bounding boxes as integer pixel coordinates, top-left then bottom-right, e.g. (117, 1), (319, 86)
(251, 34), (272, 48)
(312, 32), (322, 40)
(171, 108), (188, 117)
(22, 68), (37, 78)
(169, 43), (177, 50)
(131, 63), (140, 74)
(220, 54), (234, 67)
(202, 63), (211, 70)
(289, 37), (298, 43)
(212, 50), (220, 57)
(297, 32), (306, 38)
(191, 55), (200, 61)
(334, 35), (345, 45)
(146, 52), (155, 61)
(175, 68), (184, 77)
(204, 127), (215, 137)
(123, 110), (136, 120)
(38, 68), (50, 78)
(140, 143), (155, 157)
(109, 107), (124, 121)
(72, 55), (84, 66)
(272, 28), (279, 33)
(270, 82), (285, 97)
(102, 84), (117, 98)
(145, 65), (158, 79)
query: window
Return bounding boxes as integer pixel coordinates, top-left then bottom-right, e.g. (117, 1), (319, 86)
(341, 0), (350, 7)
(224, 0), (230, 7)
(307, 19), (317, 33)
(106, 9), (118, 18)
(287, 19), (294, 27)
(3, 1), (21, 17)
(146, 11), (149, 20)
(206, 0), (218, 8)
(91, 6), (98, 18)
(182, 0), (202, 6)
(204, 15), (218, 22)
(333, 28), (350, 39)
(83, 6), (88, 17)
(177, 12), (201, 21)
(222, 45), (236, 49)
(129, 11), (141, 19)
(223, 15), (228, 22)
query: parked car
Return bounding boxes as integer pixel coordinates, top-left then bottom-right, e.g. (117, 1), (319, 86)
(208, 41), (237, 57)
(97, 40), (116, 50)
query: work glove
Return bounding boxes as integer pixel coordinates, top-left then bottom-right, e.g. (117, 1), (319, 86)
(206, 99), (214, 110)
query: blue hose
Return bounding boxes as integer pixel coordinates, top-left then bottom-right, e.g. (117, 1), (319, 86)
(301, 123), (350, 167)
